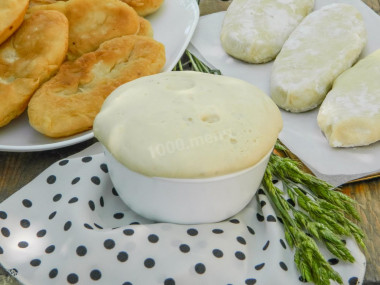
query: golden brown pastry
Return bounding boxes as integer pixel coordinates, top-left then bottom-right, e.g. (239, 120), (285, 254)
(137, 16), (153, 37)
(29, 0), (67, 8)
(28, 35), (165, 138)
(28, 0), (140, 60)
(121, 0), (164, 17)
(0, 0), (29, 45)
(0, 10), (68, 127)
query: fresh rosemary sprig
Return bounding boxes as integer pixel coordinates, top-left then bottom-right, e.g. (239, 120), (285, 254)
(175, 51), (366, 285)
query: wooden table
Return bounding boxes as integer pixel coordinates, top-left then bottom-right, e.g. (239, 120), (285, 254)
(1, 1), (380, 284)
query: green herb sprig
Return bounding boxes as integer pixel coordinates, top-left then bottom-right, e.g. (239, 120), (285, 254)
(175, 51), (366, 285)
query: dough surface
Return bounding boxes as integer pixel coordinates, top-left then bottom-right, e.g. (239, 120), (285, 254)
(28, 35), (165, 138)
(94, 71), (283, 178)
(0, 10), (68, 127)
(317, 49), (380, 147)
(121, 0), (164, 17)
(28, 0), (140, 60)
(270, 3), (367, 112)
(0, 0), (29, 44)
(220, 0), (314, 63)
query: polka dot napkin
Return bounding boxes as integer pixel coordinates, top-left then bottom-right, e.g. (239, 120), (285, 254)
(0, 144), (365, 285)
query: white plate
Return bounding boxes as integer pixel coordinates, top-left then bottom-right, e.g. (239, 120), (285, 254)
(190, 0), (380, 185)
(0, 0), (199, 152)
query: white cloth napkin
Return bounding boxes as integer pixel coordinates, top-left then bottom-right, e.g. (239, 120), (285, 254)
(188, 0), (380, 186)
(0, 143), (365, 285)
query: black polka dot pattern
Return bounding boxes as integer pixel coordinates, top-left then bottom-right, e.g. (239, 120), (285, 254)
(148, 234), (159, 243)
(117, 251), (128, 262)
(20, 219), (30, 228)
(179, 244), (190, 253)
(256, 213), (264, 222)
(187, 228), (198, 236)
(245, 279), (256, 285)
(164, 278), (175, 285)
(0, 153), (363, 285)
(46, 175), (56, 184)
(0, 211), (7, 219)
(82, 156), (92, 163)
(90, 269), (101, 280)
(328, 258), (339, 265)
(348, 277), (359, 285)
(279, 262), (288, 271)
(30, 259), (41, 267)
(195, 263), (206, 274)
(67, 273), (79, 284)
(49, 268), (58, 279)
(91, 176), (101, 185)
(53, 194), (62, 202)
(144, 258), (155, 268)
(123, 229), (134, 236)
(104, 239), (115, 250)
(36, 229), (46, 237)
(59, 160), (69, 166)
(45, 245), (55, 254)
(212, 249), (223, 258)
(64, 221), (72, 231)
(255, 263), (265, 270)
(76, 245), (87, 256)
(22, 199), (32, 208)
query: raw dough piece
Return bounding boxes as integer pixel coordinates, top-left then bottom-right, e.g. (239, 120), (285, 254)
(28, 0), (140, 60)
(0, 10), (68, 127)
(0, 0), (29, 44)
(28, 35), (165, 138)
(220, 0), (314, 63)
(317, 49), (380, 147)
(270, 3), (367, 112)
(94, 71), (283, 178)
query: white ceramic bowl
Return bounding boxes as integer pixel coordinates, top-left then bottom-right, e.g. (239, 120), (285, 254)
(104, 147), (272, 224)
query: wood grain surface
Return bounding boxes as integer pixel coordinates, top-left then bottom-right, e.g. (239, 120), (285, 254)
(0, 0), (380, 284)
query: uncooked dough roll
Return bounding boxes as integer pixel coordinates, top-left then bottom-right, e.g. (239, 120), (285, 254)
(270, 3), (367, 113)
(317, 49), (380, 147)
(220, 0), (314, 63)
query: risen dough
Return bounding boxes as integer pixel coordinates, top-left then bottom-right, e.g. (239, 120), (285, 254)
(94, 71), (283, 178)
(317, 49), (380, 147)
(220, 0), (314, 63)
(270, 3), (367, 112)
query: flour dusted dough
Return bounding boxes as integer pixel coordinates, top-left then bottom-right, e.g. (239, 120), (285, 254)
(220, 0), (314, 64)
(317, 49), (380, 147)
(94, 71), (283, 178)
(270, 3), (367, 113)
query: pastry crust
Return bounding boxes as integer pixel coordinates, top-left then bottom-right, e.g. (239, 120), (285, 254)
(0, 0), (29, 45)
(29, 0), (66, 8)
(28, 35), (165, 138)
(317, 49), (380, 147)
(121, 0), (164, 16)
(0, 10), (68, 127)
(28, 0), (140, 60)
(137, 16), (153, 37)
